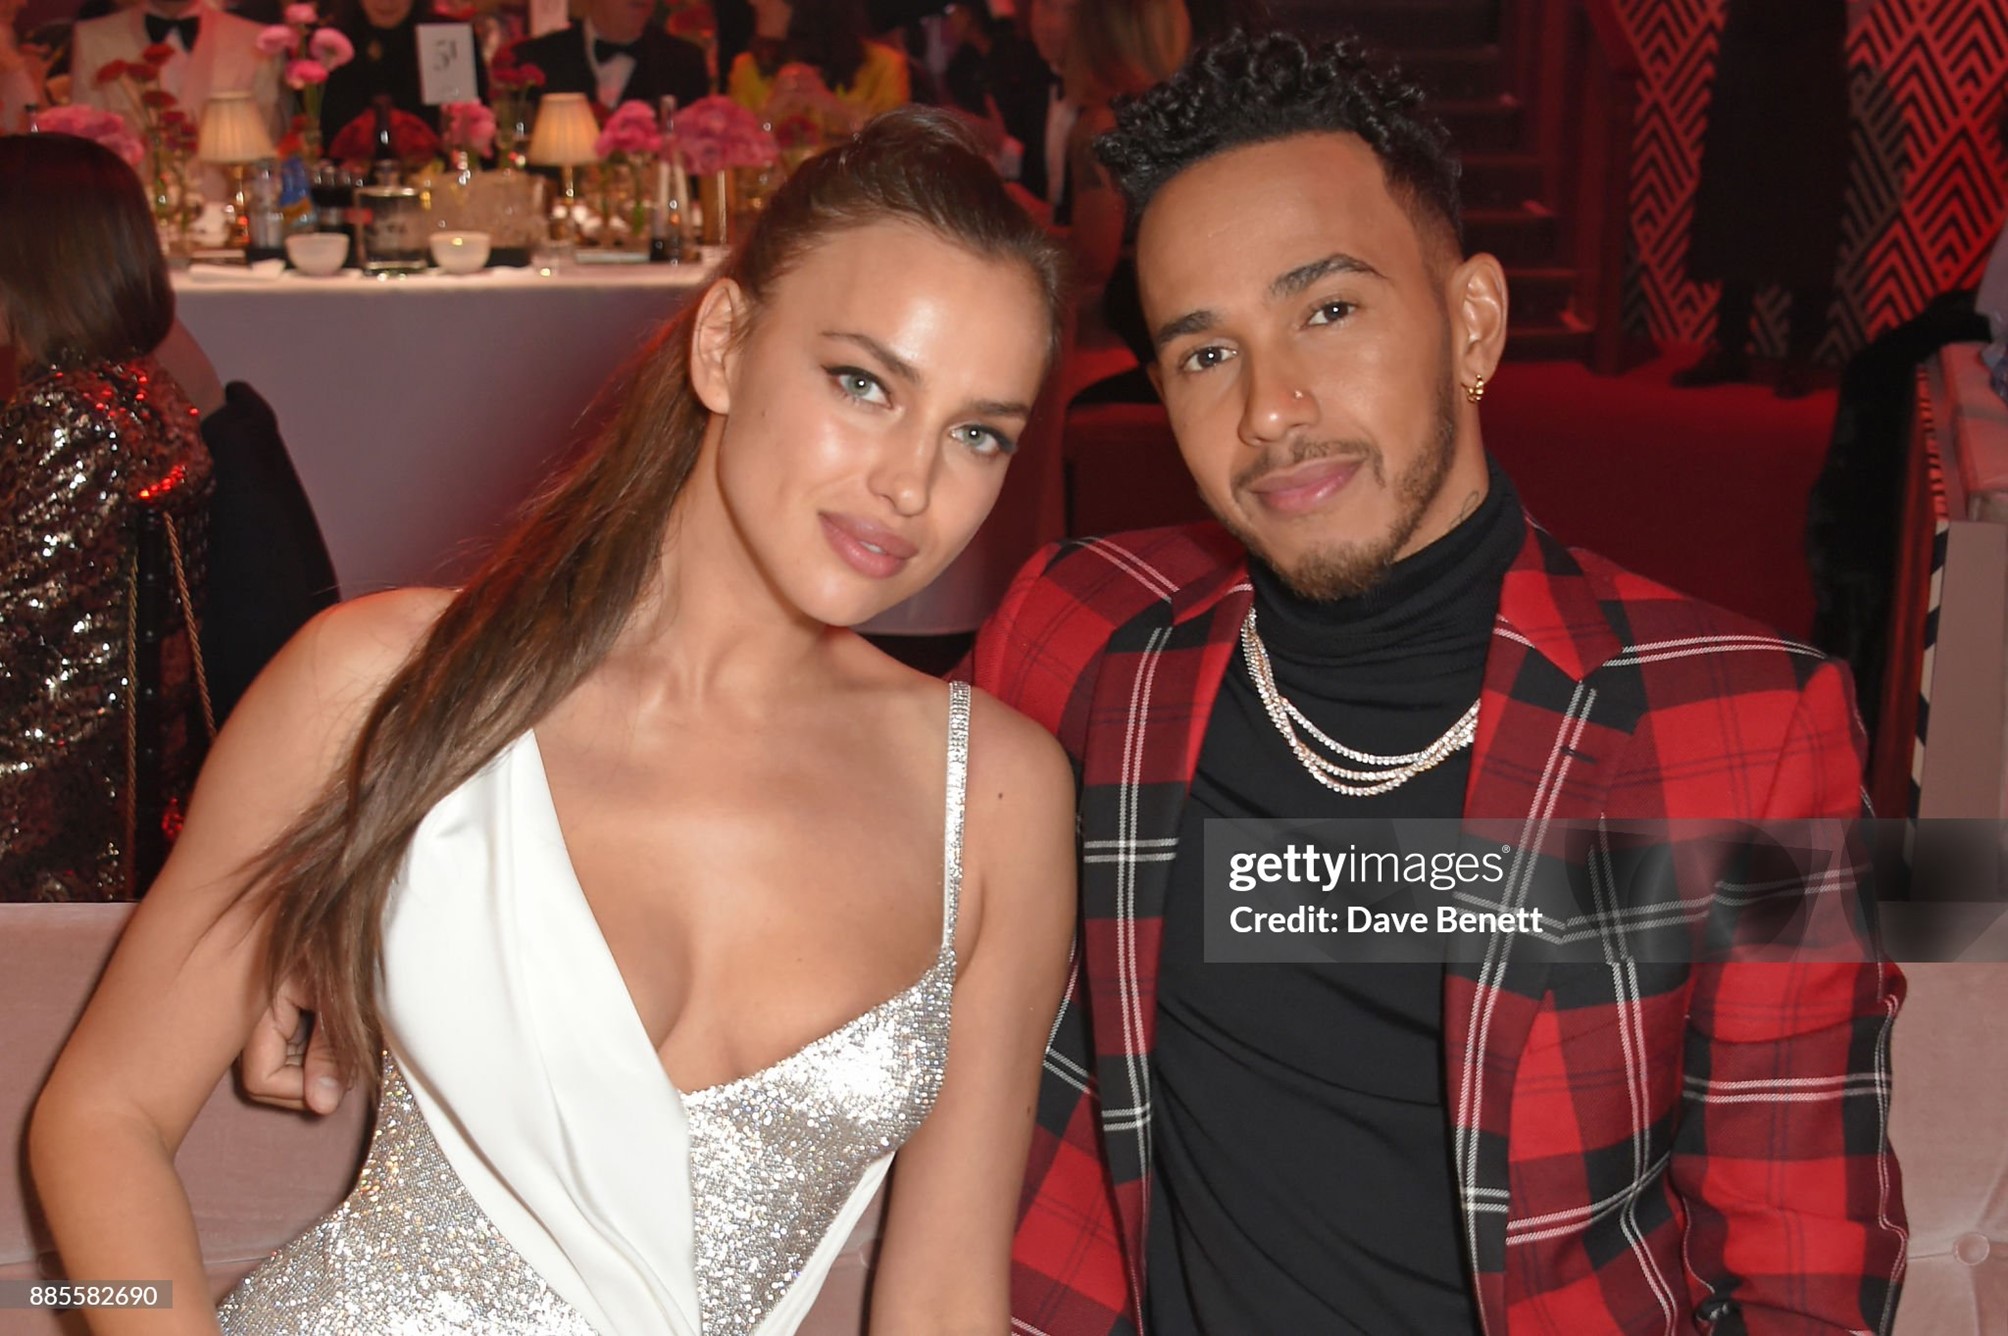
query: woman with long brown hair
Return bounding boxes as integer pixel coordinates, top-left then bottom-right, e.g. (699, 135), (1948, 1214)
(30, 108), (1075, 1334)
(0, 132), (212, 903)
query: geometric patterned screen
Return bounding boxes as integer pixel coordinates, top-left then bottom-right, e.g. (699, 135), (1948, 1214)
(1616, 0), (2008, 362)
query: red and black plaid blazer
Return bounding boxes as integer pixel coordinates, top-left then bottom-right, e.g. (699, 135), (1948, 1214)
(967, 520), (1907, 1336)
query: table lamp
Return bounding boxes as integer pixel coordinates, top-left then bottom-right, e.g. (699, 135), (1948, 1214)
(197, 92), (277, 250)
(528, 93), (599, 253)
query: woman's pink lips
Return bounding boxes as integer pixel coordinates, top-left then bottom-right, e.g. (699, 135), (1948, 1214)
(820, 513), (916, 579)
(1243, 457), (1363, 515)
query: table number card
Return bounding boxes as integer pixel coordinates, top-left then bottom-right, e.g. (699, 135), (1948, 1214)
(416, 23), (479, 106)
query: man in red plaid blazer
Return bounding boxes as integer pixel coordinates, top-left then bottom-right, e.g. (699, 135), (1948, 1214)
(969, 30), (1906, 1336)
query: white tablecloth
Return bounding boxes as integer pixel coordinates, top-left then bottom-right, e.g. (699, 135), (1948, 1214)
(174, 259), (715, 595)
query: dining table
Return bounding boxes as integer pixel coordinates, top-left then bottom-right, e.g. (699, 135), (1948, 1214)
(173, 256), (717, 597)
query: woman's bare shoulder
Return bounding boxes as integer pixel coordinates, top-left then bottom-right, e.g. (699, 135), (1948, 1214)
(962, 687), (1076, 863)
(230, 587), (455, 753)
(966, 685), (1073, 790)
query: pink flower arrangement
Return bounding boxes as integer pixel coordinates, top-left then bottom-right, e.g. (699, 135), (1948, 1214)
(443, 100), (496, 156)
(258, 6), (351, 158)
(672, 95), (776, 175)
(595, 100), (663, 159)
(34, 104), (146, 168)
(309, 28), (355, 66)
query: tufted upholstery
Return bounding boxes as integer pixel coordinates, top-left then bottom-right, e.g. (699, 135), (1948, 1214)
(1889, 959), (2008, 1333)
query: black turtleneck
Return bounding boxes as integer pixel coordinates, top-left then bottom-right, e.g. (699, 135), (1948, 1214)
(1145, 462), (1523, 1334)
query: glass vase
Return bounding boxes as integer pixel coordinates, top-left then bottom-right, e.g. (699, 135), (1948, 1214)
(699, 170), (735, 247)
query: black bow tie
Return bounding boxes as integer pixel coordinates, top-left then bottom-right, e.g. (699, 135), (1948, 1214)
(144, 13), (201, 48)
(593, 37), (640, 63)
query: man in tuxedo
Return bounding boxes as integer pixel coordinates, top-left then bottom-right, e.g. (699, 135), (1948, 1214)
(71, 0), (284, 141)
(511, 0), (709, 113)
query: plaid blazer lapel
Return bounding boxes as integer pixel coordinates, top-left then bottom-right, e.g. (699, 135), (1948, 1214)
(1448, 523), (1646, 1331)
(1075, 568), (1252, 1305)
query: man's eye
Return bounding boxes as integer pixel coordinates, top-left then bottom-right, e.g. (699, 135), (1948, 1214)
(1308, 301), (1356, 326)
(829, 367), (889, 405)
(1178, 345), (1235, 374)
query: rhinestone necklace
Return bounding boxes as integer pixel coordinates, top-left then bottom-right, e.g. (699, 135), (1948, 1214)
(1240, 607), (1479, 797)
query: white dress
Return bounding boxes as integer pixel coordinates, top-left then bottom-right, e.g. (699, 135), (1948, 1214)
(219, 683), (971, 1335)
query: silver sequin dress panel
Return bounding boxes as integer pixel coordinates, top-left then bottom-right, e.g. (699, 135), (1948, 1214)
(684, 950), (954, 1335)
(0, 358), (211, 900)
(218, 1057), (598, 1336)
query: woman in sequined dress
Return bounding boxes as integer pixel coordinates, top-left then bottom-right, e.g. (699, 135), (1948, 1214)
(0, 133), (213, 903)
(33, 109), (1076, 1335)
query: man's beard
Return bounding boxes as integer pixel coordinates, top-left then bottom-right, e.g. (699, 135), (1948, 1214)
(1212, 363), (1461, 603)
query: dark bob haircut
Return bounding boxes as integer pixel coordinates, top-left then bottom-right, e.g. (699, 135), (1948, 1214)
(0, 133), (175, 368)
(1094, 29), (1465, 258)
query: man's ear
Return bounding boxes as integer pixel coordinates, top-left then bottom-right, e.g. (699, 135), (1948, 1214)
(1448, 251), (1509, 387)
(690, 278), (749, 415)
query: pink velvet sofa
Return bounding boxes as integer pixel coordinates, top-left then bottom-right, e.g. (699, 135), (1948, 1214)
(1, 903), (878, 1335)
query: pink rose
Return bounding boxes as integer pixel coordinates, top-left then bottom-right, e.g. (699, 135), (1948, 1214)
(255, 24), (298, 57)
(594, 100), (662, 158)
(33, 105), (148, 168)
(284, 3), (320, 25)
(443, 100), (496, 154)
(678, 139), (724, 174)
(284, 58), (329, 90)
(722, 124), (776, 170)
(672, 94), (774, 173)
(309, 27), (354, 70)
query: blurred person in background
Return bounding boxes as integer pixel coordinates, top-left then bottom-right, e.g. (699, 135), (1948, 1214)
(70, 0), (285, 141)
(1, 0), (48, 132)
(730, 0), (909, 136)
(320, 0), (490, 141)
(511, 0), (709, 114)
(1674, 0), (1848, 398)
(0, 132), (213, 903)
(1060, 0), (1187, 338)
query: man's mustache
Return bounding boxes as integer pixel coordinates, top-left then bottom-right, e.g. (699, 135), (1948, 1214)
(1233, 440), (1384, 493)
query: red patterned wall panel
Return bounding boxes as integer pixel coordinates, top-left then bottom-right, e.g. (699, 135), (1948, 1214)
(1614, 0), (2008, 362)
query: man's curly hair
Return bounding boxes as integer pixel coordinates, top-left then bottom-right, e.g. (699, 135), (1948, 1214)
(1095, 29), (1464, 258)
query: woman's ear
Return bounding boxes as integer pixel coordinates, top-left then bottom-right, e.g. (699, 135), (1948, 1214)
(690, 278), (749, 415)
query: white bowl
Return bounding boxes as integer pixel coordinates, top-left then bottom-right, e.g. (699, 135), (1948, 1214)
(430, 230), (492, 274)
(285, 232), (350, 276)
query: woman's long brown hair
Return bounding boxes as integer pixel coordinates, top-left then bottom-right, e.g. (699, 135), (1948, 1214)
(247, 108), (1069, 1082)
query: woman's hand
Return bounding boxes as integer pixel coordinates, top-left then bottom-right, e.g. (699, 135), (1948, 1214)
(238, 973), (351, 1116)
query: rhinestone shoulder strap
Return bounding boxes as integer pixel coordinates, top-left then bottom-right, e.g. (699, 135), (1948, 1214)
(942, 681), (971, 953)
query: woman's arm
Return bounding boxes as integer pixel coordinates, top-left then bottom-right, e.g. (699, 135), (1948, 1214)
(26, 591), (444, 1334)
(867, 691), (1077, 1334)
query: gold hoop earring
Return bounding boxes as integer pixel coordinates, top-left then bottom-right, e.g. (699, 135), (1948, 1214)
(1464, 373), (1488, 405)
